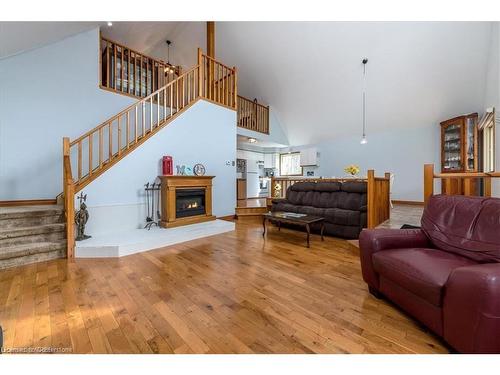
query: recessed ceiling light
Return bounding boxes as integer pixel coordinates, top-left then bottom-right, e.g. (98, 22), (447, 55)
(107, 21), (113, 27)
(248, 137), (257, 143)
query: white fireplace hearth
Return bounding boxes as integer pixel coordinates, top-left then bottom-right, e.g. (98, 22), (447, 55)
(75, 219), (234, 258)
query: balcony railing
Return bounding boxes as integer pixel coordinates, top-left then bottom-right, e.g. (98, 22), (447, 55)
(100, 36), (181, 98)
(237, 95), (269, 134)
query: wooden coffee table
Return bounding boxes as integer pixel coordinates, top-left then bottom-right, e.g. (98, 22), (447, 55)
(262, 211), (325, 248)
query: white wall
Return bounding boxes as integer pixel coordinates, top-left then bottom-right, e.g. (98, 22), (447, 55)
(0, 27), (135, 200)
(81, 100), (236, 236)
(288, 125), (441, 201)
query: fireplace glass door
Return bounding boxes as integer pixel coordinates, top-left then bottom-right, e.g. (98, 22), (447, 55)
(176, 189), (206, 218)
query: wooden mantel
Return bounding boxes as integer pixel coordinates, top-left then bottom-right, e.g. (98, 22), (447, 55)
(159, 175), (216, 228)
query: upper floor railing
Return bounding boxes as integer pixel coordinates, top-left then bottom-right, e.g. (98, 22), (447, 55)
(237, 95), (269, 134)
(100, 35), (181, 98)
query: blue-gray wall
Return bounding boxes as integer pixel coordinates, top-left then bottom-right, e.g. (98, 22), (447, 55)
(81, 100), (236, 236)
(289, 125), (441, 201)
(0, 27), (135, 199)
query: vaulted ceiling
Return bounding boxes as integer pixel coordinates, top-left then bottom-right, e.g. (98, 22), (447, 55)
(217, 22), (494, 145)
(2, 21), (495, 147)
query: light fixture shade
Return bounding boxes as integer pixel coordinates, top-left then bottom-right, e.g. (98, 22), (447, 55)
(360, 136), (368, 144)
(107, 21), (113, 27)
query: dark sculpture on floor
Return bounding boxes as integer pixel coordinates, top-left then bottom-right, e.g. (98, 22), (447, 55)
(75, 192), (91, 241)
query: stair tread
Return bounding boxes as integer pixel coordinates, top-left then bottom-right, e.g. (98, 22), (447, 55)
(0, 223), (66, 239)
(0, 205), (64, 220)
(0, 240), (66, 260)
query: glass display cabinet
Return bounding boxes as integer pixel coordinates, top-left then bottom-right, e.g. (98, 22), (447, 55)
(440, 113), (478, 173)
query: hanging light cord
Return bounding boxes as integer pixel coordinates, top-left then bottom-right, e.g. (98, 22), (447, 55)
(362, 58), (368, 139)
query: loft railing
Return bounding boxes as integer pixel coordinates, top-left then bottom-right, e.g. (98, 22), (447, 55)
(199, 51), (237, 108)
(63, 49), (237, 258)
(237, 95), (269, 134)
(423, 164), (500, 204)
(270, 171), (391, 229)
(100, 36), (181, 98)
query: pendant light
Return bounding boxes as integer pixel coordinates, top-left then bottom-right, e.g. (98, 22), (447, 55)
(360, 58), (368, 144)
(165, 40), (176, 74)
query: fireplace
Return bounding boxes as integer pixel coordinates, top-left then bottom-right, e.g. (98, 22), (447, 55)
(176, 189), (206, 218)
(159, 175), (216, 228)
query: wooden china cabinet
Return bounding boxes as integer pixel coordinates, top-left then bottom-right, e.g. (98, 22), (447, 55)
(440, 113), (479, 195)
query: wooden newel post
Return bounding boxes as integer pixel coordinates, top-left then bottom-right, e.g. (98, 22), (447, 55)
(63, 137), (75, 259)
(424, 164), (435, 206)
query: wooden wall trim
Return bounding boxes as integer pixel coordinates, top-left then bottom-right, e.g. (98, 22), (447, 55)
(0, 199), (58, 207)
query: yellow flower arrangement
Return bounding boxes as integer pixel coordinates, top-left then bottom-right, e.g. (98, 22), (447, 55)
(344, 164), (360, 177)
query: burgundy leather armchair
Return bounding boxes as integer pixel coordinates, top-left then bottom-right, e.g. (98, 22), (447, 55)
(359, 195), (500, 353)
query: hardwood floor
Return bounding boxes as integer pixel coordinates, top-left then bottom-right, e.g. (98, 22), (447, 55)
(0, 216), (448, 354)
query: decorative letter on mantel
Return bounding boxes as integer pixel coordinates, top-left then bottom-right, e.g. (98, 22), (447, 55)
(158, 175), (216, 228)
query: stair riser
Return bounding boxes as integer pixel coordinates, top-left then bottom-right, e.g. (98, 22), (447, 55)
(0, 214), (64, 229)
(0, 249), (65, 270)
(0, 230), (65, 247)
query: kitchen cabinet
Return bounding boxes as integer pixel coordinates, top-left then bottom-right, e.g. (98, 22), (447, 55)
(264, 153), (279, 169)
(237, 179), (247, 200)
(300, 148), (319, 166)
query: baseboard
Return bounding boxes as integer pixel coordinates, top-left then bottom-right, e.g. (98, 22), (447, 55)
(0, 199), (58, 207)
(392, 200), (424, 206)
(218, 215), (236, 221)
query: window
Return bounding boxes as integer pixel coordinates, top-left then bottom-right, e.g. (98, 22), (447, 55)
(478, 109), (496, 172)
(280, 152), (302, 176)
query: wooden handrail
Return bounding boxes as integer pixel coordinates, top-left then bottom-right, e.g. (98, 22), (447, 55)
(237, 95), (270, 134)
(63, 137), (75, 258)
(63, 50), (238, 257)
(72, 65), (199, 146)
(270, 171), (391, 229)
(423, 163), (500, 204)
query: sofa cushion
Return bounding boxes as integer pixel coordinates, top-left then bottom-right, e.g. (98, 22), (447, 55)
(324, 208), (360, 226)
(421, 195), (500, 263)
(336, 191), (367, 211)
(272, 202), (299, 213)
(341, 181), (367, 193)
(296, 205), (325, 216)
(314, 182), (341, 192)
(372, 248), (475, 306)
(311, 191), (340, 209)
(290, 182), (316, 192)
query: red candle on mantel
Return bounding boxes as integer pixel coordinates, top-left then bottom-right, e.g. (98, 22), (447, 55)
(162, 156), (173, 175)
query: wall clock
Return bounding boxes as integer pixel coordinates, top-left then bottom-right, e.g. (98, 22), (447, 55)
(193, 163), (206, 176)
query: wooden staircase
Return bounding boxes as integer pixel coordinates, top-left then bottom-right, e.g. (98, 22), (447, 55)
(63, 48), (238, 258)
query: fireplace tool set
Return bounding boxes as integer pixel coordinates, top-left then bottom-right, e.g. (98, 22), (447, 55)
(144, 182), (161, 230)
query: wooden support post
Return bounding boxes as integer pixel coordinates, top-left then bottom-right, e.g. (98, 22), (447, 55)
(463, 178), (472, 196)
(233, 67), (238, 109)
(197, 48), (203, 97)
(367, 169), (375, 229)
(484, 176), (492, 197)
(423, 164), (435, 205)
(207, 22), (215, 58)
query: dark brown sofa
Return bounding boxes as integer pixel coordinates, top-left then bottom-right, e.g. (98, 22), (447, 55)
(271, 181), (367, 239)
